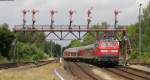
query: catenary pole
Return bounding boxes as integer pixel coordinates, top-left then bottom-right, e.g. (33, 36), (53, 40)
(139, 3), (142, 62)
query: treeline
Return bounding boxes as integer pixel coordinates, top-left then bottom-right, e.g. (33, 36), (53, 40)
(0, 23), (61, 63)
(0, 24), (14, 62)
(128, 2), (150, 63)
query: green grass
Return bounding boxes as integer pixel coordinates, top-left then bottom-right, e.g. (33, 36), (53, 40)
(0, 63), (59, 80)
(0, 56), (9, 64)
(129, 52), (150, 64)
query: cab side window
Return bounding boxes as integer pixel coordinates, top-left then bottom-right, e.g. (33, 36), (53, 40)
(95, 43), (99, 47)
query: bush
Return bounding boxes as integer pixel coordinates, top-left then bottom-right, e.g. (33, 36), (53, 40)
(0, 55), (9, 64)
(140, 52), (150, 64)
(32, 53), (49, 61)
(16, 42), (48, 61)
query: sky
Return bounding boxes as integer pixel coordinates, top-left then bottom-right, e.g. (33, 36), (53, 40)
(0, 0), (149, 46)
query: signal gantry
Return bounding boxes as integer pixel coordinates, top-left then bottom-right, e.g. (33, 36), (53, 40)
(14, 9), (127, 40)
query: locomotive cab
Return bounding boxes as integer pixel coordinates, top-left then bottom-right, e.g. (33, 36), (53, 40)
(95, 39), (120, 65)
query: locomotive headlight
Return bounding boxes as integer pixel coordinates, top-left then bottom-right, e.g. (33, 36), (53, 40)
(100, 50), (109, 52)
(111, 50), (118, 52)
(100, 50), (118, 52)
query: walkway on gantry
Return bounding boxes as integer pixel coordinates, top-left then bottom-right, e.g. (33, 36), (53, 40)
(13, 25), (127, 32)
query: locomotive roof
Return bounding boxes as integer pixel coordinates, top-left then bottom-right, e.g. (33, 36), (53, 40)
(64, 44), (95, 52)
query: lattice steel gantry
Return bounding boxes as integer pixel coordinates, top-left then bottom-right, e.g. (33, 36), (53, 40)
(14, 9), (127, 40)
(13, 25), (127, 40)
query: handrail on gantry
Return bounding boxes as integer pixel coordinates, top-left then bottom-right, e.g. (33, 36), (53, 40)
(13, 25), (128, 32)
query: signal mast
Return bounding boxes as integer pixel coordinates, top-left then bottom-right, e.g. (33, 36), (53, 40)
(50, 10), (58, 29)
(114, 10), (121, 29)
(22, 9), (30, 28)
(69, 10), (76, 29)
(31, 9), (39, 29)
(87, 7), (93, 29)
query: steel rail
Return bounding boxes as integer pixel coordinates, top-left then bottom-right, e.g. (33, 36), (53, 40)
(105, 67), (150, 80)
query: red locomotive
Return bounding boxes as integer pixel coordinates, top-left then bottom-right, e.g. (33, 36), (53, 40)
(63, 32), (120, 65)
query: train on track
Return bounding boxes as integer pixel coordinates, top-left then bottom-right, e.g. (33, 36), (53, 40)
(63, 32), (122, 66)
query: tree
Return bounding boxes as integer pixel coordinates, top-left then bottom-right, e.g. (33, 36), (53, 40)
(142, 2), (150, 52)
(43, 41), (61, 57)
(53, 44), (61, 57)
(101, 22), (108, 29)
(69, 40), (81, 47)
(81, 33), (96, 46)
(16, 32), (45, 43)
(0, 23), (15, 60)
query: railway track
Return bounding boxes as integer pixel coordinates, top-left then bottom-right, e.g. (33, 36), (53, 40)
(65, 61), (150, 80)
(129, 63), (150, 68)
(0, 60), (56, 70)
(147, 65), (150, 68)
(105, 66), (150, 80)
(66, 61), (102, 80)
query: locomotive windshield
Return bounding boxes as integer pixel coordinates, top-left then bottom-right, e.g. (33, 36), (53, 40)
(100, 41), (119, 47)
